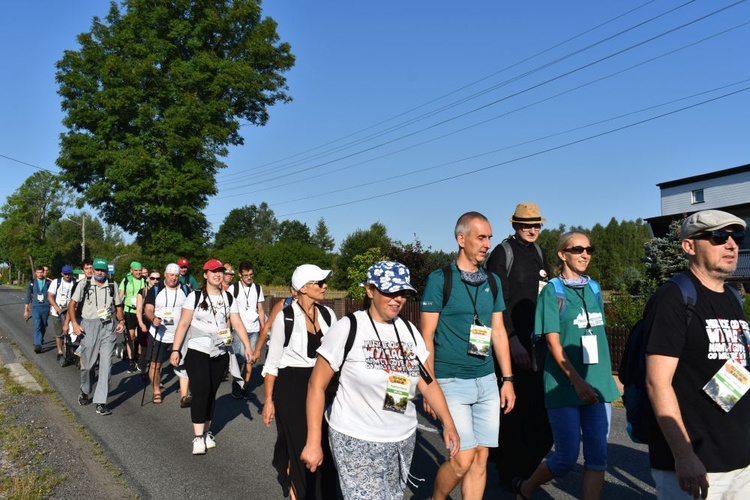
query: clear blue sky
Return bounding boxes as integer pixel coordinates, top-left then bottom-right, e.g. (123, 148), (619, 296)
(2, 1), (749, 253)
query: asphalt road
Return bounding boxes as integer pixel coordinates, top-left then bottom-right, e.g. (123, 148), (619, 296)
(0, 285), (655, 499)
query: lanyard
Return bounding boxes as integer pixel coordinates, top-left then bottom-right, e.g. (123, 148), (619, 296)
(462, 281), (482, 325)
(573, 287), (592, 329)
(366, 310), (407, 373)
(164, 287), (178, 309)
(300, 304), (320, 334)
(242, 282), (253, 306)
(205, 293), (229, 330)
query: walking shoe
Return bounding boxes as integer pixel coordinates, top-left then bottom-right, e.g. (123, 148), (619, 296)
(192, 436), (206, 455)
(231, 381), (242, 399)
(78, 392), (91, 406)
(127, 362), (137, 373)
(114, 343), (123, 359)
(34, 345), (42, 354)
(180, 395), (192, 408)
(95, 404), (112, 416)
(204, 432), (216, 449)
(243, 386), (253, 400)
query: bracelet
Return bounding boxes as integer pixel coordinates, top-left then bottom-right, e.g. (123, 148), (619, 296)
(501, 375), (515, 383)
(171, 350), (180, 353)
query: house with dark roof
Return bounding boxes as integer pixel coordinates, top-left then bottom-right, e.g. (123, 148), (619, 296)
(645, 163), (750, 280)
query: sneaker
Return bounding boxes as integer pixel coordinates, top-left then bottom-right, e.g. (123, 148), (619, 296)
(180, 395), (192, 408)
(127, 362), (137, 373)
(192, 436), (206, 455)
(115, 343), (123, 359)
(95, 404), (112, 416)
(231, 382), (242, 399)
(34, 346), (42, 354)
(78, 392), (91, 406)
(204, 432), (216, 449)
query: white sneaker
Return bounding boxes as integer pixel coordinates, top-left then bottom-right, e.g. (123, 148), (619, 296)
(192, 436), (206, 455)
(204, 432), (216, 449)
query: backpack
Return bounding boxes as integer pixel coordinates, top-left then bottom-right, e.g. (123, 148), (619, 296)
(231, 282), (260, 300)
(283, 303), (332, 347)
(74, 278), (116, 317)
(193, 290), (234, 310)
(531, 277), (602, 372)
(618, 272), (743, 444)
(440, 264), (499, 309)
(497, 238), (544, 276)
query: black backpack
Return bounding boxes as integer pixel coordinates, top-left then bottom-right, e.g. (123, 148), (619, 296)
(618, 273), (743, 444)
(73, 278), (116, 317)
(283, 303), (332, 347)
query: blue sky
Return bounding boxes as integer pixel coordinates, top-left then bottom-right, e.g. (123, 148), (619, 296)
(2, 1), (749, 253)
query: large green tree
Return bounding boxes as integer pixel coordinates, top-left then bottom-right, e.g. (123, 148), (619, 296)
(311, 217), (335, 253)
(215, 202), (279, 249)
(0, 172), (74, 273)
(278, 219), (311, 244)
(334, 222), (391, 288)
(55, 0), (294, 256)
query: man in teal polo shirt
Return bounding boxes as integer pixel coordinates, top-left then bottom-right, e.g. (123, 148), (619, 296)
(421, 211), (516, 500)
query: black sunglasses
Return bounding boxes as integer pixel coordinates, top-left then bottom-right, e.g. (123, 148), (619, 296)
(311, 278), (328, 287)
(149, 276), (161, 281)
(564, 246), (595, 255)
(693, 230), (745, 246)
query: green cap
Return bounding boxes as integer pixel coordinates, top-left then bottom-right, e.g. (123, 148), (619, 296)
(130, 261), (143, 270)
(93, 258), (108, 271)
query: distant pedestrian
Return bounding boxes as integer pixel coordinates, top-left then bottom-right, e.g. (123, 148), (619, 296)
(228, 261), (265, 399)
(177, 257), (200, 291)
(24, 265), (51, 353)
(48, 264), (76, 361)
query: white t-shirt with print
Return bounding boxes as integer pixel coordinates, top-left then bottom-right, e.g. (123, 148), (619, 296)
(182, 290), (239, 354)
(317, 310), (429, 443)
(146, 285), (189, 343)
(48, 278), (75, 317)
(229, 282), (265, 333)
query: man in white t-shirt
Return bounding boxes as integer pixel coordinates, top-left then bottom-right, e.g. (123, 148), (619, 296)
(48, 264), (76, 361)
(228, 261), (265, 399)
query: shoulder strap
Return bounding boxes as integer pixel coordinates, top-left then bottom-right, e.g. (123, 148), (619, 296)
(225, 291), (233, 308)
(341, 312), (358, 366)
(550, 277), (567, 318)
(55, 278), (63, 297)
(501, 239), (513, 276)
(193, 290), (202, 309)
(232, 284), (240, 299)
(534, 242), (543, 266)
(668, 273), (698, 327)
(441, 264), (452, 309)
(315, 303), (332, 327)
(283, 304), (295, 347)
(587, 279), (602, 307)
(487, 272), (499, 302)
(180, 284), (190, 296)
(254, 282), (260, 297)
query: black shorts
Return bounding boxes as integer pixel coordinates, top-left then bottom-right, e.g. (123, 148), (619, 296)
(124, 312), (139, 331)
(146, 338), (173, 364)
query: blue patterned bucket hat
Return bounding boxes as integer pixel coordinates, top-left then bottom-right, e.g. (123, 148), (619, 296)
(366, 261), (417, 294)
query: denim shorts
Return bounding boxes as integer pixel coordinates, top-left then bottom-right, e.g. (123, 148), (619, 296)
(437, 373), (500, 451)
(233, 331), (259, 362)
(546, 402), (611, 477)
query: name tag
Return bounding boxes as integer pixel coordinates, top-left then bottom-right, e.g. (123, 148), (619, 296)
(163, 310), (175, 325)
(383, 373), (410, 414)
(468, 324), (492, 357)
(97, 308), (110, 321)
(703, 358), (750, 412)
(217, 328), (232, 345)
(582, 332), (599, 365)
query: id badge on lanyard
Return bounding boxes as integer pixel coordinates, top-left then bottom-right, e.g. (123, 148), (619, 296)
(702, 358), (750, 412)
(468, 323), (492, 357)
(383, 373), (411, 414)
(582, 330), (599, 365)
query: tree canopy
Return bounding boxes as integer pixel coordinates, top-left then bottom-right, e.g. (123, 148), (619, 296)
(334, 222), (391, 288)
(55, 0), (294, 256)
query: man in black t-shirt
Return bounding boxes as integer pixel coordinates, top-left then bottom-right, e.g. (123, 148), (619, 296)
(645, 209), (750, 499)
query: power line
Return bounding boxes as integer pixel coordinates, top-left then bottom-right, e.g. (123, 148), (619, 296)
(275, 85), (750, 217)
(211, 19), (750, 203)
(216, 0), (746, 196)
(0, 154), (56, 174)
(220, 0), (661, 181)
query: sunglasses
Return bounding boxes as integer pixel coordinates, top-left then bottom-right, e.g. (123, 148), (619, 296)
(149, 276), (161, 281)
(310, 279), (328, 287)
(564, 246), (596, 255)
(520, 223), (542, 230)
(692, 230), (745, 246)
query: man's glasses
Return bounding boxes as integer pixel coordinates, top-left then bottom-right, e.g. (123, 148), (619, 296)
(564, 246), (595, 255)
(520, 223), (542, 230)
(241, 273), (254, 278)
(693, 230), (745, 246)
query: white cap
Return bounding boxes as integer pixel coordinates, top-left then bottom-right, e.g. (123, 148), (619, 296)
(165, 263), (181, 275)
(291, 264), (331, 291)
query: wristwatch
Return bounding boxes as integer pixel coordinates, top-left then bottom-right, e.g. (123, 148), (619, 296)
(501, 375), (515, 383)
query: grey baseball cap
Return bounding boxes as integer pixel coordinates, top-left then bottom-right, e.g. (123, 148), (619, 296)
(680, 210), (746, 239)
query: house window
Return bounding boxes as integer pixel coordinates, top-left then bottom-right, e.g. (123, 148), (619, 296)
(691, 189), (704, 204)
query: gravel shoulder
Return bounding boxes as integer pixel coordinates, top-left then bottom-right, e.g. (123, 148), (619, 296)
(0, 351), (137, 499)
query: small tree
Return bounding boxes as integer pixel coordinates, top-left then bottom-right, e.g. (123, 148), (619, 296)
(346, 247), (389, 300)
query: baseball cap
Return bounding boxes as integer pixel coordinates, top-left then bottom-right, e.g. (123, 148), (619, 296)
(177, 257), (189, 267)
(130, 261), (143, 270)
(203, 259), (226, 272)
(366, 261), (417, 294)
(61, 265), (74, 275)
(680, 210), (746, 239)
(291, 264), (331, 291)
(165, 263), (180, 275)
(93, 258), (108, 271)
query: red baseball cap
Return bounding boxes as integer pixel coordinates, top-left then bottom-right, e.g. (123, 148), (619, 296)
(177, 257), (189, 267)
(203, 259), (225, 272)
